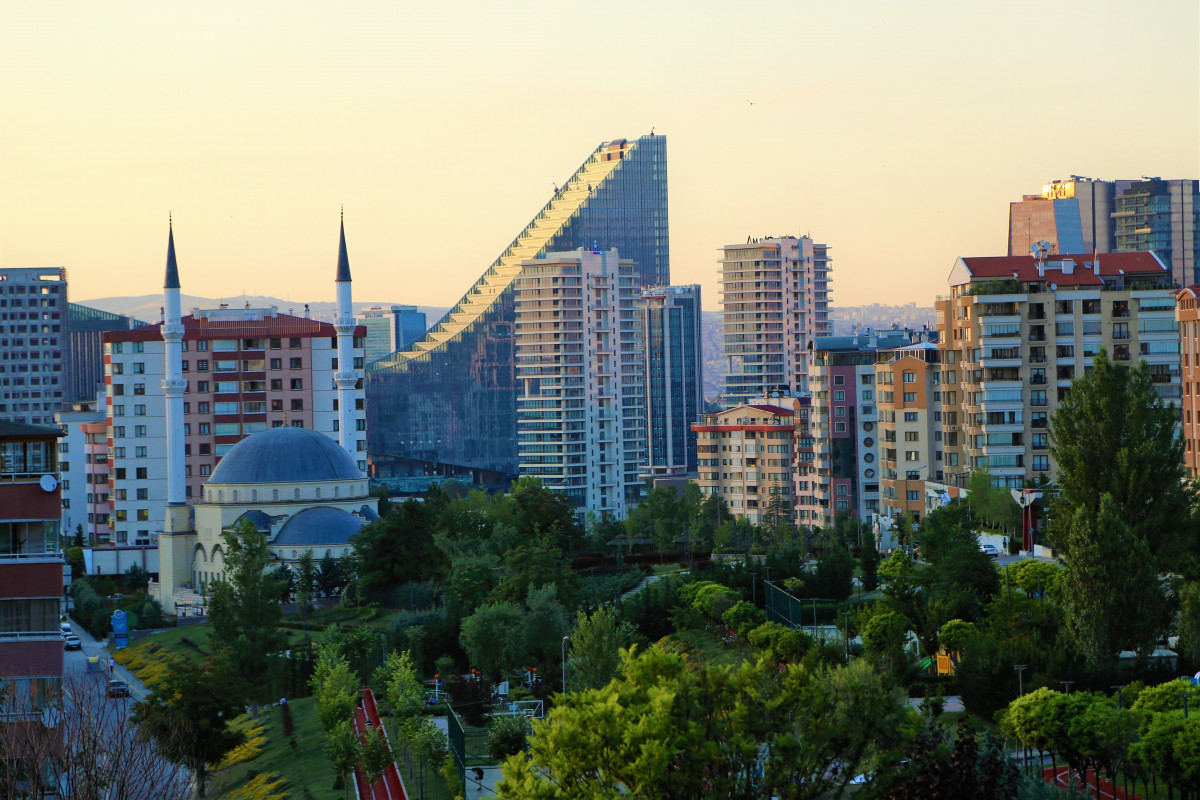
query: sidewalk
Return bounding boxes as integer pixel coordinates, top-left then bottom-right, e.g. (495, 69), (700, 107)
(67, 617), (152, 702)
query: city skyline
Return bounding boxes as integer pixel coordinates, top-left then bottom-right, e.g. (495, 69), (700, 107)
(1, 2), (1196, 311)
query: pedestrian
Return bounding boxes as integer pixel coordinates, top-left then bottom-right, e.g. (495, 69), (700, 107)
(109, 657), (116, 671)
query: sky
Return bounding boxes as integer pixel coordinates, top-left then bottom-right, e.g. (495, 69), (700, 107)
(1, 2), (1196, 312)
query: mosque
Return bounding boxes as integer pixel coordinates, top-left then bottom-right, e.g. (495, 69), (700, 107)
(156, 216), (371, 600)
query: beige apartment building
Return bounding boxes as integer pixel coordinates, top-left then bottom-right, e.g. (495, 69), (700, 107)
(875, 342), (942, 523)
(693, 400), (796, 525)
(937, 251), (1179, 489)
(1176, 286), (1200, 476)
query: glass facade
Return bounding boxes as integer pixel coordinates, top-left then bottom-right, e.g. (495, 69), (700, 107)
(367, 134), (669, 482)
(643, 285), (702, 475)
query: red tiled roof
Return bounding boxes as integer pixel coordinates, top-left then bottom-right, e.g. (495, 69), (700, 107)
(746, 404), (793, 415)
(959, 252), (1167, 286)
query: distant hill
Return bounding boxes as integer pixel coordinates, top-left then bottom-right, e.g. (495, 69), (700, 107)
(74, 294), (450, 326)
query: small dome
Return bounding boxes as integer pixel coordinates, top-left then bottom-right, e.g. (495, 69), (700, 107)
(208, 427), (363, 485)
(273, 506), (364, 546)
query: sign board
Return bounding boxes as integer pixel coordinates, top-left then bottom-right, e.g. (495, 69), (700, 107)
(111, 609), (129, 650)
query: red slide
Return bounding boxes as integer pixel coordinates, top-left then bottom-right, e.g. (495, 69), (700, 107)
(1043, 764), (1140, 800)
(352, 687), (408, 800)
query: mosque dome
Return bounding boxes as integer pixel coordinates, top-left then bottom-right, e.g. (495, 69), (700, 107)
(207, 427), (363, 485)
(272, 506), (365, 546)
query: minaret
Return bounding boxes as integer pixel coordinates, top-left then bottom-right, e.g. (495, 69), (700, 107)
(162, 218), (187, 508)
(158, 216), (194, 604)
(334, 211), (357, 455)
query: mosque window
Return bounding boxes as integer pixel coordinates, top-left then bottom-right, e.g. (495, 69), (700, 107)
(273, 489), (279, 501)
(218, 491), (223, 503)
(315, 488), (321, 499)
(294, 488), (300, 500)
(251, 490), (258, 502)
(231, 491), (238, 503)
(334, 486), (339, 498)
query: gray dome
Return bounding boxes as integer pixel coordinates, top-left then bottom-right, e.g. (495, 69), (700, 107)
(208, 427), (363, 485)
(273, 506), (364, 546)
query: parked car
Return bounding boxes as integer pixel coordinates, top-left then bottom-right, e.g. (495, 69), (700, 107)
(107, 679), (130, 699)
(980, 543), (1001, 557)
(60, 621), (72, 634)
(63, 635), (82, 651)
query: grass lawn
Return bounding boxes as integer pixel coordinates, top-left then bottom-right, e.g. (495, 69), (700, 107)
(213, 696), (341, 800)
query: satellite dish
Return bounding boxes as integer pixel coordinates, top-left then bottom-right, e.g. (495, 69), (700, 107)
(39, 474), (58, 492)
(1049, 283), (1057, 291)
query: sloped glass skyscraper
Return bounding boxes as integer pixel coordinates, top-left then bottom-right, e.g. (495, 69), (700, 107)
(367, 134), (669, 484)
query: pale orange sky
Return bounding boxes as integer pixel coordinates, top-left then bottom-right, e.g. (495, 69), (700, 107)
(1, 2), (1196, 311)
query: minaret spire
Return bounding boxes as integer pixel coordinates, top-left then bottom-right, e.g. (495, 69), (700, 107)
(333, 210), (358, 459)
(164, 213), (181, 289)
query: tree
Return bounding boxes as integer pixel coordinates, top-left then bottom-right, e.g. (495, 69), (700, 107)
(497, 647), (908, 799)
(566, 607), (636, 691)
(523, 584), (570, 675)
(296, 548), (317, 614)
(460, 601), (525, 677)
(123, 563), (151, 592)
(487, 715), (529, 760)
(325, 720), (358, 797)
(359, 726), (393, 787)
(133, 656), (247, 799)
(1058, 494), (1167, 666)
(315, 551), (343, 604)
(350, 499), (448, 601)
(1050, 348), (1193, 565)
(311, 642), (359, 734)
(207, 522), (287, 714)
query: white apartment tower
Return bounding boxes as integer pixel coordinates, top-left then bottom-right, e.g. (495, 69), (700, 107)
(720, 235), (832, 407)
(514, 248), (644, 516)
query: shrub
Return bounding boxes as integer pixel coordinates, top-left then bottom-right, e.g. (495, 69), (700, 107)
(486, 714), (529, 760)
(721, 601), (765, 637)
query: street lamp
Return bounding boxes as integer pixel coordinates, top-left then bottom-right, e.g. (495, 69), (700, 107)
(1112, 684), (1126, 710)
(1060, 680), (1075, 695)
(1015, 664), (1028, 697)
(1178, 690), (1196, 718)
(561, 636), (570, 695)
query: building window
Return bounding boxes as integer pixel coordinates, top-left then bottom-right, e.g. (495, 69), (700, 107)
(902, 371), (916, 383)
(197, 360), (208, 372)
(289, 358), (302, 369)
(199, 423), (211, 434)
(290, 378), (303, 391)
(291, 399), (303, 411)
(1032, 455), (1049, 471)
(834, 390), (845, 401)
(270, 358), (282, 370)
(835, 406), (846, 417)
(135, 446), (147, 458)
(833, 375), (845, 386)
(198, 402), (210, 413)
(135, 467), (148, 479)
(134, 404), (146, 416)
(903, 392), (917, 403)
(905, 451), (920, 461)
(904, 411), (918, 422)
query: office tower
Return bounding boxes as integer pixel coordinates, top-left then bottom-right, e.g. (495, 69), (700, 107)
(808, 329), (922, 529)
(692, 399), (797, 525)
(105, 223), (366, 546)
(514, 248), (642, 515)
(874, 339), (942, 525)
(1176, 288), (1200, 477)
(65, 303), (146, 403)
(1113, 179), (1199, 286)
(719, 235), (832, 407)
(57, 394), (111, 545)
(0, 267), (67, 425)
(1008, 177), (1199, 285)
(937, 250), (1178, 489)
(394, 305), (427, 351)
(358, 305), (430, 366)
(641, 285), (703, 479)
(367, 134), (669, 485)
(0, 421), (65, 775)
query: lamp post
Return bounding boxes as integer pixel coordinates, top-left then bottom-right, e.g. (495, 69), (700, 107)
(1178, 690), (1196, 718)
(1015, 664), (1028, 697)
(561, 636), (570, 695)
(1060, 680), (1074, 695)
(1112, 684), (1126, 710)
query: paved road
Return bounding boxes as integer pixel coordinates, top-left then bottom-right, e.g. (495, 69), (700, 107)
(64, 617), (151, 702)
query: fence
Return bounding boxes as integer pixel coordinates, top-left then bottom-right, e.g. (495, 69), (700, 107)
(445, 707), (492, 787)
(763, 581), (859, 640)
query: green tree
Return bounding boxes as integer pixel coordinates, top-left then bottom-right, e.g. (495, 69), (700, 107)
(1059, 494), (1167, 666)
(132, 656), (246, 799)
(1178, 580), (1200, 671)
(296, 548), (316, 614)
(207, 522), (287, 714)
(1050, 348), (1193, 564)
(566, 607), (636, 691)
(498, 647), (907, 799)
(351, 499), (448, 600)
(311, 643), (359, 734)
(523, 584), (570, 674)
(359, 726), (393, 787)
(325, 719), (358, 796)
(487, 715), (529, 760)
(460, 601), (525, 676)
(315, 551), (344, 606)
(123, 563), (151, 592)
(862, 608), (911, 669)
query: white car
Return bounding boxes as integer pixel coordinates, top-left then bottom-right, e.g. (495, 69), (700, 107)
(980, 544), (1001, 557)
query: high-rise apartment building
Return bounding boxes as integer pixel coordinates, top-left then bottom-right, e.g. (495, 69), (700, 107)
(641, 285), (703, 479)
(0, 268), (67, 426)
(1176, 286), (1200, 476)
(1008, 177), (1199, 286)
(104, 226), (366, 546)
(367, 134), (669, 485)
(937, 251), (1179, 489)
(692, 400), (796, 525)
(808, 330), (920, 529)
(0, 420), (65, 781)
(514, 248), (643, 515)
(720, 235), (831, 407)
(874, 341), (942, 524)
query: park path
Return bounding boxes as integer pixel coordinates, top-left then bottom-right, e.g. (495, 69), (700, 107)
(1044, 764), (1140, 800)
(352, 688), (408, 800)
